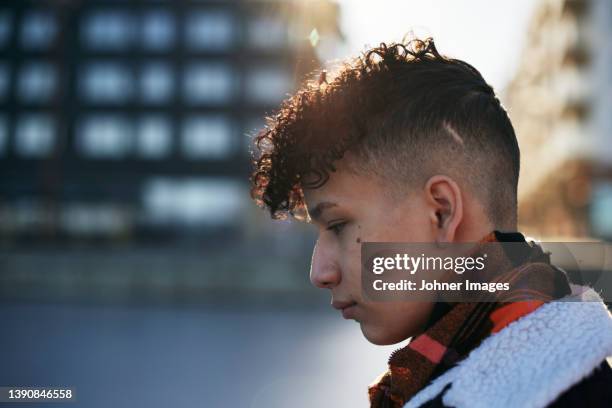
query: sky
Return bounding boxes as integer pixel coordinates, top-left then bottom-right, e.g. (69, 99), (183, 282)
(333, 0), (539, 92)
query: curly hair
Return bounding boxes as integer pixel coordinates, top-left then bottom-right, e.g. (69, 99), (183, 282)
(250, 37), (520, 225)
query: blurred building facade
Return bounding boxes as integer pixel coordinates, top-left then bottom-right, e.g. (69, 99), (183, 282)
(505, 0), (612, 239)
(0, 0), (342, 303)
(0, 0), (341, 245)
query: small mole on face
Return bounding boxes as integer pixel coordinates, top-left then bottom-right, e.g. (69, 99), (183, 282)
(356, 237), (361, 243)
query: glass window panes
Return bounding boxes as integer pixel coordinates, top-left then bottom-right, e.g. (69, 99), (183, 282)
(142, 178), (244, 226)
(182, 116), (232, 158)
(137, 116), (172, 158)
(141, 10), (175, 50)
(248, 16), (287, 49)
(21, 10), (57, 49)
(15, 114), (55, 157)
(140, 63), (173, 103)
(183, 63), (234, 104)
(81, 62), (133, 104)
(0, 12), (12, 47)
(246, 66), (292, 103)
(61, 203), (128, 236)
(83, 10), (134, 50)
(0, 63), (9, 100)
(18, 62), (57, 103)
(78, 116), (132, 158)
(186, 10), (235, 50)
(0, 115), (7, 154)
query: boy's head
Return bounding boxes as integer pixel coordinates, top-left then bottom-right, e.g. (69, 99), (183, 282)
(250, 38), (521, 345)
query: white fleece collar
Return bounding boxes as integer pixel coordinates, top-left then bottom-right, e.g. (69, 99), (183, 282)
(404, 286), (612, 408)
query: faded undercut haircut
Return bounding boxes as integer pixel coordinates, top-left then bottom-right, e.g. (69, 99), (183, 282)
(250, 37), (520, 227)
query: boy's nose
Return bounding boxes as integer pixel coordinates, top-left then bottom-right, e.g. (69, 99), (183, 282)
(309, 239), (341, 289)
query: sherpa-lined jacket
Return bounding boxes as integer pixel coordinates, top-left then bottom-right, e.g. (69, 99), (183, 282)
(403, 285), (612, 408)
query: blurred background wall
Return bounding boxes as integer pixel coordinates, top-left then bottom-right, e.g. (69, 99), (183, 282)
(0, 1), (610, 407)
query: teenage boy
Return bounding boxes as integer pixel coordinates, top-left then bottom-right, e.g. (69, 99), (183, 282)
(250, 38), (612, 407)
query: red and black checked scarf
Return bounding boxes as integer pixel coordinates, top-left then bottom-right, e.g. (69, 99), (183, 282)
(368, 231), (572, 408)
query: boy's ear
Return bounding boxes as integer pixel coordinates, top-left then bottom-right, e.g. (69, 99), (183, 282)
(424, 175), (463, 243)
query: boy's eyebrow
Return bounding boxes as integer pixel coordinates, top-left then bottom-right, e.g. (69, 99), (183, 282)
(308, 201), (338, 222)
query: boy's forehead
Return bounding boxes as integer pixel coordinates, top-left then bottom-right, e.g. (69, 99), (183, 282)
(305, 152), (365, 187)
(302, 164), (355, 202)
(303, 164), (387, 212)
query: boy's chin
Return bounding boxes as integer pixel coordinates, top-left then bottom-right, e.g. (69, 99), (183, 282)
(360, 323), (410, 346)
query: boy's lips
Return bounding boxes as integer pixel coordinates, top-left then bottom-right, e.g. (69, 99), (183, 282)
(332, 300), (358, 319)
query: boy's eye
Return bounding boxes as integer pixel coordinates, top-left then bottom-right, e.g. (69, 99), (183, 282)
(326, 221), (347, 236)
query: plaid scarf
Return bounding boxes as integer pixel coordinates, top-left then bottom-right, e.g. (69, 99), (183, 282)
(368, 231), (572, 408)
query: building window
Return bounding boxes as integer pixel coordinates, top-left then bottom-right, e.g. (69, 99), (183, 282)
(142, 177), (244, 226)
(186, 10), (235, 50)
(21, 10), (57, 49)
(18, 62), (57, 103)
(137, 116), (172, 159)
(183, 63), (235, 104)
(140, 62), (173, 103)
(80, 62), (133, 104)
(78, 115), (132, 158)
(0, 11), (12, 48)
(246, 66), (292, 104)
(182, 116), (233, 158)
(82, 10), (134, 51)
(60, 203), (129, 237)
(247, 16), (287, 49)
(141, 10), (175, 50)
(15, 114), (55, 157)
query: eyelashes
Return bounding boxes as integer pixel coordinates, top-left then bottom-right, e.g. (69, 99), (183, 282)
(326, 221), (347, 236)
